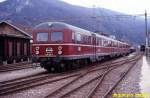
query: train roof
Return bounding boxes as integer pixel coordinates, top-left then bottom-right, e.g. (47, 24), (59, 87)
(95, 33), (128, 45)
(35, 22), (92, 35)
(35, 22), (129, 45)
(35, 22), (68, 29)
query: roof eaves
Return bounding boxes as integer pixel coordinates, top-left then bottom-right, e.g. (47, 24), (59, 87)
(0, 21), (32, 38)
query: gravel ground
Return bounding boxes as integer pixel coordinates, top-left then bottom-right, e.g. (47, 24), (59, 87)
(0, 67), (46, 82)
(64, 61), (136, 98)
(0, 53), (138, 98)
(112, 59), (141, 95)
(111, 55), (150, 98)
(91, 61), (135, 98)
(48, 69), (105, 98)
(65, 77), (100, 98)
(0, 53), (133, 83)
(0, 76), (77, 98)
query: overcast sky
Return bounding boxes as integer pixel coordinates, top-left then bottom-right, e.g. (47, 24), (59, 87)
(61, 0), (150, 15)
(0, 0), (5, 2)
(0, 0), (150, 15)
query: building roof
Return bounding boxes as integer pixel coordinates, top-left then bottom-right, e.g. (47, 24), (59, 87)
(0, 21), (32, 39)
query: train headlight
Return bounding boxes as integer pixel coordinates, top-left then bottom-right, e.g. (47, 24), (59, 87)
(35, 46), (39, 50)
(58, 51), (62, 55)
(35, 51), (39, 55)
(58, 46), (62, 50)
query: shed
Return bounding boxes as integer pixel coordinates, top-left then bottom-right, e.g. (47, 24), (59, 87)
(0, 21), (32, 64)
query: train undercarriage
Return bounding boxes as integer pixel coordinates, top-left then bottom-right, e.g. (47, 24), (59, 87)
(33, 53), (129, 72)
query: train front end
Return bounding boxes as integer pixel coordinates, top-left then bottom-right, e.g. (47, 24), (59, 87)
(32, 22), (72, 71)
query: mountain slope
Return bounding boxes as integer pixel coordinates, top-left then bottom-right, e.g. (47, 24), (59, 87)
(0, 0), (146, 45)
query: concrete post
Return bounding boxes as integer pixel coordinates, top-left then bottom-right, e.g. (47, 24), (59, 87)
(3, 61), (7, 65)
(27, 58), (30, 62)
(13, 59), (16, 64)
(21, 59), (23, 62)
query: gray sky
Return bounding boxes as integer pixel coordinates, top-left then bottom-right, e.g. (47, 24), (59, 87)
(0, 0), (5, 2)
(61, 0), (150, 15)
(0, 0), (150, 15)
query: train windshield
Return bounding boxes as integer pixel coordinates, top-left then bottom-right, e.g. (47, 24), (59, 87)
(37, 32), (48, 41)
(51, 32), (63, 42)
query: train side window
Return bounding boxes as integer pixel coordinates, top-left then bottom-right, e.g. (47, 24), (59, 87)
(112, 41), (114, 47)
(88, 36), (91, 44)
(103, 40), (107, 47)
(82, 36), (85, 44)
(83, 35), (88, 44)
(91, 37), (93, 44)
(72, 32), (75, 42)
(101, 39), (104, 46)
(51, 32), (63, 42)
(114, 42), (117, 47)
(76, 33), (82, 43)
(37, 32), (48, 41)
(107, 40), (111, 47)
(99, 38), (102, 46)
(106, 40), (108, 47)
(96, 38), (99, 45)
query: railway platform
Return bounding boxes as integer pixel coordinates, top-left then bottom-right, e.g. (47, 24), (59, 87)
(113, 55), (150, 97)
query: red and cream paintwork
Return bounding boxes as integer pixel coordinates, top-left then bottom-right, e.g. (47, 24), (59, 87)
(32, 22), (131, 71)
(32, 31), (130, 58)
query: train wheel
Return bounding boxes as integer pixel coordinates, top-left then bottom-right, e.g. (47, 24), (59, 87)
(50, 67), (55, 72)
(87, 58), (92, 65)
(71, 60), (77, 69)
(84, 59), (88, 66)
(60, 63), (67, 72)
(64, 61), (71, 70)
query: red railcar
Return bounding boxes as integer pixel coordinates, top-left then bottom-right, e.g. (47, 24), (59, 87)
(32, 22), (131, 71)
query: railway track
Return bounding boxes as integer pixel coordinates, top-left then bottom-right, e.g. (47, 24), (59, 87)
(44, 54), (141, 98)
(0, 71), (80, 95)
(0, 59), (121, 96)
(85, 57), (141, 98)
(0, 53), (141, 97)
(0, 62), (33, 72)
(0, 54), (130, 83)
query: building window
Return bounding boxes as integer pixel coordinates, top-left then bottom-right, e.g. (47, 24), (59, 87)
(37, 32), (48, 41)
(51, 32), (63, 42)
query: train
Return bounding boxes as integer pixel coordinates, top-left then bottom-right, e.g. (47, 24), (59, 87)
(140, 45), (145, 52)
(32, 22), (131, 72)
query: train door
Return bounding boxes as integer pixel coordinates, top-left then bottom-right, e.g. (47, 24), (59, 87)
(92, 34), (96, 62)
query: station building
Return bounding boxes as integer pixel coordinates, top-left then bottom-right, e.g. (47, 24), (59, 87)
(0, 21), (32, 64)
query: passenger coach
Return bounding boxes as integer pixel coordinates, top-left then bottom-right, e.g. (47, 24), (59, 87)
(32, 22), (131, 71)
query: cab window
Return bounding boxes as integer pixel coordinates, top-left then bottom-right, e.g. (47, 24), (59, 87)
(51, 32), (63, 42)
(37, 32), (48, 41)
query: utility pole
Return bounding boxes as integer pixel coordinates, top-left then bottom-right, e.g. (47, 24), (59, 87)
(145, 10), (149, 55)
